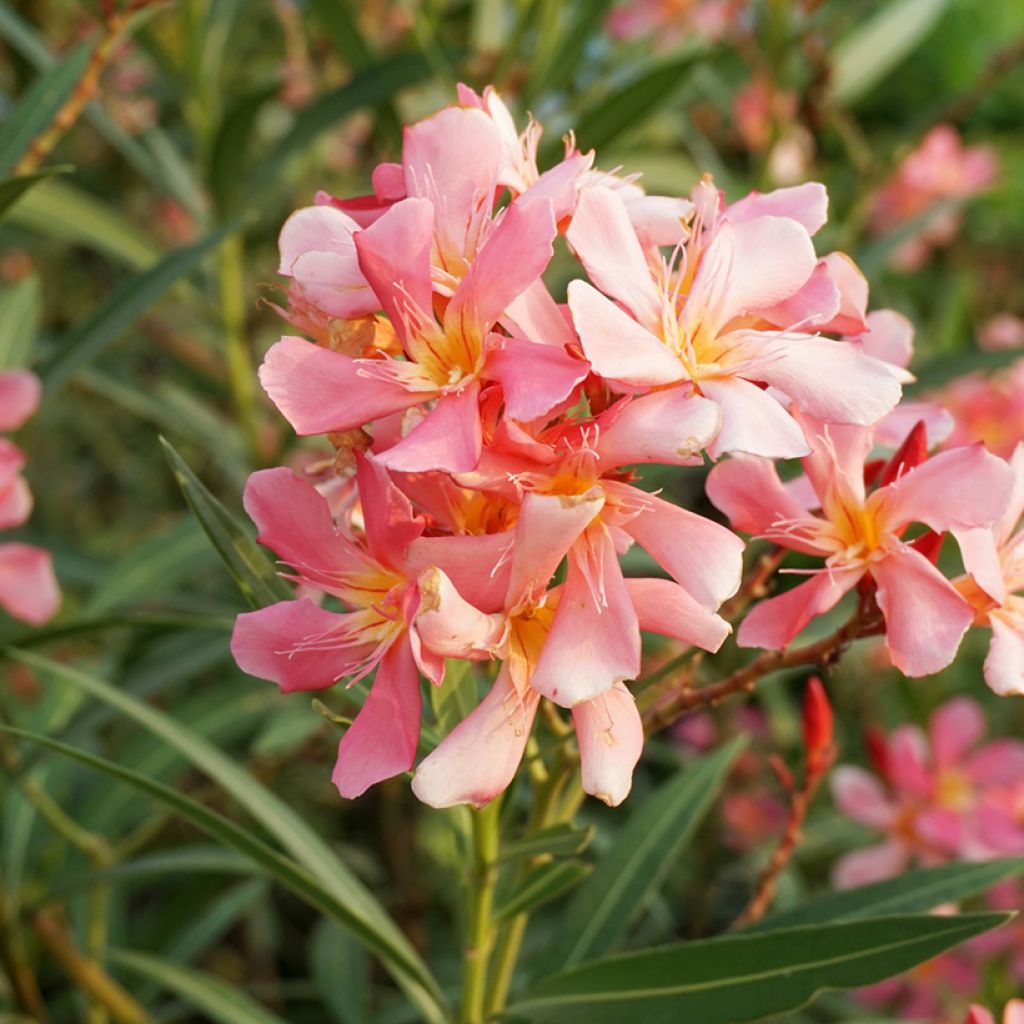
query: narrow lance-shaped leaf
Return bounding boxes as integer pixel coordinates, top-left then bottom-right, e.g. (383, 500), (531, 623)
(498, 822), (595, 865)
(0, 274), (41, 369)
(750, 856), (1024, 933)
(547, 737), (745, 972)
(160, 438), (293, 609)
(507, 913), (1010, 1023)
(0, 165), (72, 223)
(495, 860), (593, 921)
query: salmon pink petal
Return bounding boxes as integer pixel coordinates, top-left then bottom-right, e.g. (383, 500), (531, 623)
(447, 198), (557, 334)
(353, 197), (435, 344)
(967, 1008), (996, 1024)
(1006, 1001), (1024, 1024)
(530, 530), (640, 706)
(832, 841), (908, 890)
(625, 578), (731, 652)
(402, 106), (501, 260)
(794, 412), (873, 507)
(930, 698), (985, 770)
(567, 281), (685, 388)
(231, 599), (375, 692)
(749, 335), (902, 425)
(688, 216), (817, 331)
(965, 737), (1024, 784)
(916, 807), (963, 854)
(354, 453), (425, 565)
(0, 543), (59, 625)
(699, 377), (810, 459)
(332, 635), (422, 798)
(816, 252), (868, 334)
(881, 443), (1012, 534)
(994, 443), (1024, 546)
(737, 569), (862, 649)
(412, 666), (539, 809)
(0, 371), (41, 431)
(706, 454), (823, 553)
(505, 489), (604, 610)
(566, 186), (662, 326)
(572, 682), (643, 807)
(873, 545), (973, 677)
(831, 766), (895, 829)
(726, 182), (828, 234)
(503, 278), (576, 350)
(406, 532), (513, 614)
(259, 336), (425, 435)
(595, 390), (720, 469)
(0, 474), (31, 530)
(624, 194), (694, 247)
(874, 401), (954, 450)
(853, 309), (914, 369)
(486, 334), (587, 422)
(376, 382), (483, 474)
(244, 467), (352, 577)
(886, 726), (932, 799)
(415, 567), (506, 659)
(759, 260), (841, 332)
(983, 610), (1024, 697)
(614, 484), (744, 609)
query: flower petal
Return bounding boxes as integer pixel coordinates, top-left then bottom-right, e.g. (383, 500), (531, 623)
(415, 567), (506, 659)
(572, 682), (643, 807)
(0, 370), (41, 431)
(699, 377), (810, 459)
(983, 609), (1024, 696)
(625, 577), (731, 652)
(929, 697), (985, 770)
(354, 453), (425, 566)
(486, 333), (588, 423)
(831, 841), (908, 890)
(726, 182), (828, 235)
(831, 766), (895, 829)
(0, 542), (59, 625)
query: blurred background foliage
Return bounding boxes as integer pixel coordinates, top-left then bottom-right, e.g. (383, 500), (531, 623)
(1, 0), (1024, 1021)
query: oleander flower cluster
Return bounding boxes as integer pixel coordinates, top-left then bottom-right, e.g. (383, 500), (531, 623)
(0, 370), (59, 625)
(231, 86), (1020, 809)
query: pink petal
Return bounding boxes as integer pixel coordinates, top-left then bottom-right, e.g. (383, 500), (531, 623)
(1005, 1000), (1024, 1024)
(572, 682), (643, 806)
(737, 569), (862, 650)
(332, 635), (422, 798)
(625, 577), (731, 652)
(993, 442), (1024, 547)
(375, 382), (483, 474)
(853, 309), (914, 369)
(406, 531), (513, 614)
(402, 106), (501, 261)
(881, 443), (1013, 535)
(886, 726), (932, 800)
(567, 280), (685, 388)
(259, 335), (425, 435)
(0, 542), (59, 625)
(595, 390), (720, 469)
(415, 567), (505, 659)
(699, 376), (810, 459)
(726, 182), (828, 235)
(530, 530), (641, 706)
(687, 216), (817, 331)
(353, 197), (435, 344)
(706, 454), (823, 553)
(566, 186), (662, 326)
(613, 483), (744, 610)
(965, 737), (1024, 785)
(748, 334), (902, 425)
(447, 197), (557, 334)
(831, 840), (909, 890)
(411, 666), (539, 809)
(874, 401), (954, 450)
(230, 599), (376, 692)
(967, 1008), (996, 1024)
(504, 489), (604, 610)
(0, 371), (41, 431)
(795, 412), (873, 507)
(815, 252), (868, 334)
(831, 765), (896, 830)
(930, 697), (985, 770)
(0, 474), (32, 530)
(872, 545), (974, 677)
(503, 278), (576, 350)
(486, 334), (587, 423)
(915, 807), (963, 856)
(983, 610), (1024, 697)
(759, 259), (841, 332)
(354, 453), (425, 566)
(623, 193), (694, 247)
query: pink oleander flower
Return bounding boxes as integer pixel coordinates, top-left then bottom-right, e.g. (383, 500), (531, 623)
(0, 370), (59, 625)
(931, 360), (1024, 459)
(566, 181), (903, 459)
(956, 443), (1024, 695)
(830, 698), (1024, 888)
(230, 455), (511, 798)
(870, 124), (998, 271)
(708, 413), (1012, 676)
(606, 0), (743, 46)
(979, 314), (1024, 352)
(968, 1001), (1024, 1024)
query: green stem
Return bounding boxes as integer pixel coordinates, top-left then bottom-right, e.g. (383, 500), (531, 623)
(460, 800), (501, 1024)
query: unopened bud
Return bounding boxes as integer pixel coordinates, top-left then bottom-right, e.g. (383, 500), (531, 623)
(802, 676), (833, 773)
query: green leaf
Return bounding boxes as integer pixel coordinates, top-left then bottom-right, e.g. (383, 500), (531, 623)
(526, 0), (615, 98)
(0, 43), (91, 175)
(552, 50), (705, 163)
(311, 919), (370, 1024)
(506, 913), (1009, 1023)
(752, 857), (1024, 932)
(164, 878), (269, 964)
(4, 653), (448, 1024)
(429, 658), (479, 738)
(208, 85), (278, 218)
(0, 165), (71, 222)
(498, 822), (595, 865)
(830, 0), (953, 105)
(40, 223), (238, 393)
(496, 860), (592, 921)
(110, 948), (287, 1024)
(0, 275), (41, 370)
(547, 739), (744, 972)
(160, 438), (293, 609)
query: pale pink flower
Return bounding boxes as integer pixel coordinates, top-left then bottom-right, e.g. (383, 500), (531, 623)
(708, 414), (1010, 675)
(979, 314), (1024, 352)
(830, 698), (1024, 888)
(931, 361), (1024, 459)
(967, 1000), (1024, 1024)
(606, 0), (743, 46)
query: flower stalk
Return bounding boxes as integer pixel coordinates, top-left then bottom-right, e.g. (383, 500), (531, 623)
(461, 798), (501, 1024)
